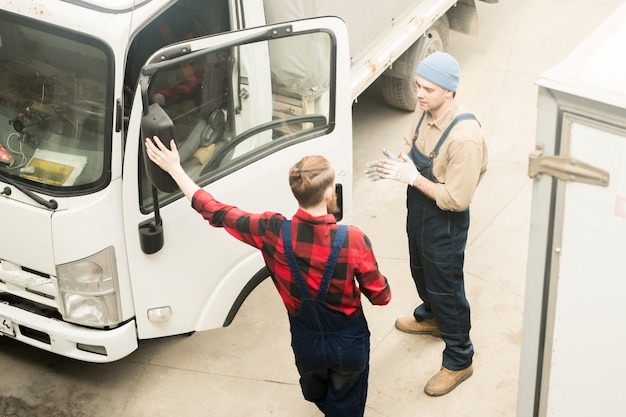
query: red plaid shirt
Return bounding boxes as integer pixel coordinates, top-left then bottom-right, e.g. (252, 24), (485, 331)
(192, 189), (391, 317)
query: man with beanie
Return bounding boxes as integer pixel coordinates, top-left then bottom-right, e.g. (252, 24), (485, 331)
(366, 51), (487, 396)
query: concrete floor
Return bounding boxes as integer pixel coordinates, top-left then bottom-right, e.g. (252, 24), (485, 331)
(0, 0), (623, 416)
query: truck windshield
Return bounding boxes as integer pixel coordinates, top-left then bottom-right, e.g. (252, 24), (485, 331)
(0, 13), (112, 194)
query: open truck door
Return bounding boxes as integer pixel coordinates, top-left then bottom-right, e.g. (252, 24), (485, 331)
(122, 17), (352, 340)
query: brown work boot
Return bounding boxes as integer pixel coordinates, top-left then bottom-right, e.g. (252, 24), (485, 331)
(424, 365), (473, 396)
(394, 316), (441, 337)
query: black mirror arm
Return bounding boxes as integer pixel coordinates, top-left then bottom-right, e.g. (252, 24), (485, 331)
(152, 185), (162, 227)
(140, 78), (151, 116)
(138, 185), (165, 254)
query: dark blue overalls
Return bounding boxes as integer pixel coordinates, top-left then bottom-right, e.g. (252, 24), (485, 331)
(407, 113), (477, 371)
(282, 221), (370, 417)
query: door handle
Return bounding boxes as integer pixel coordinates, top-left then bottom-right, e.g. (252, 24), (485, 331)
(528, 144), (609, 187)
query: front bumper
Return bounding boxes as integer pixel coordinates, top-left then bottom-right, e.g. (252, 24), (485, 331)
(0, 301), (137, 363)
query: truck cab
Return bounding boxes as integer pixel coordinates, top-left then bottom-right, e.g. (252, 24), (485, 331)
(0, 0), (352, 362)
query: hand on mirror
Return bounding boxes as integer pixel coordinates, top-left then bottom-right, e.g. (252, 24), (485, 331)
(145, 136), (201, 201)
(145, 136), (181, 174)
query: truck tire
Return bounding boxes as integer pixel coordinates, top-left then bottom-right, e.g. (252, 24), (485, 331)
(381, 15), (450, 111)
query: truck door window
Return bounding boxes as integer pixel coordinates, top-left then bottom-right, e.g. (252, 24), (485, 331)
(139, 30), (334, 211)
(124, 0), (230, 121)
(0, 12), (112, 193)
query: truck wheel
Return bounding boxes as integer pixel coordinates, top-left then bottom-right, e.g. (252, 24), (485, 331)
(381, 15), (450, 111)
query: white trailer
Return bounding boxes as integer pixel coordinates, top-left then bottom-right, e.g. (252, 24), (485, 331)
(518, 3), (626, 416)
(265, 0), (490, 110)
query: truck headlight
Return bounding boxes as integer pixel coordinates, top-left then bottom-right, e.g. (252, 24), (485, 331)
(56, 247), (122, 327)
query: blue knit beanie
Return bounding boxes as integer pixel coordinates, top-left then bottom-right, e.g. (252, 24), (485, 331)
(416, 52), (460, 92)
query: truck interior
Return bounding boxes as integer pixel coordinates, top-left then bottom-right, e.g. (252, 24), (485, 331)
(0, 12), (111, 193)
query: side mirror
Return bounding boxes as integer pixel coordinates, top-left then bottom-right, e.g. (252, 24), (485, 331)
(140, 103), (179, 193)
(138, 106), (171, 254)
(138, 80), (180, 254)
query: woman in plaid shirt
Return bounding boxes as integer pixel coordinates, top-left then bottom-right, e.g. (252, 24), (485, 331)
(145, 136), (391, 417)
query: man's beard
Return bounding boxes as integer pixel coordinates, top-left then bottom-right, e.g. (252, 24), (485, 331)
(326, 192), (338, 214)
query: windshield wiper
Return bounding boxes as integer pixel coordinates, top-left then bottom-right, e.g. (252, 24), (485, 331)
(0, 174), (58, 210)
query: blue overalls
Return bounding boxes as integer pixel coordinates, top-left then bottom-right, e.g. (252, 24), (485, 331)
(282, 221), (370, 417)
(407, 113), (477, 371)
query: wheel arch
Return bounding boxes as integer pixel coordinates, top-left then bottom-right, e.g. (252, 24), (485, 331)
(222, 266), (271, 326)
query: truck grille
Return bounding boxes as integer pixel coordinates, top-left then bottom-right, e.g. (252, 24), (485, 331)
(0, 292), (61, 320)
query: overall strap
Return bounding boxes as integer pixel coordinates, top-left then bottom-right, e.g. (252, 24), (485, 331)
(430, 113), (478, 158)
(317, 225), (348, 302)
(411, 112), (427, 145)
(281, 221), (348, 303)
(282, 220), (310, 300)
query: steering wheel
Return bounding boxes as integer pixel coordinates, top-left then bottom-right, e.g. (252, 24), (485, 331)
(200, 114), (327, 175)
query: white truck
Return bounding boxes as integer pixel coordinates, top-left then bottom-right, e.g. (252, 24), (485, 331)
(518, 3), (626, 416)
(0, 0), (492, 362)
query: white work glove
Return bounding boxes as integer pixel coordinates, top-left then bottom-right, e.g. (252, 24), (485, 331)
(365, 150), (420, 185)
